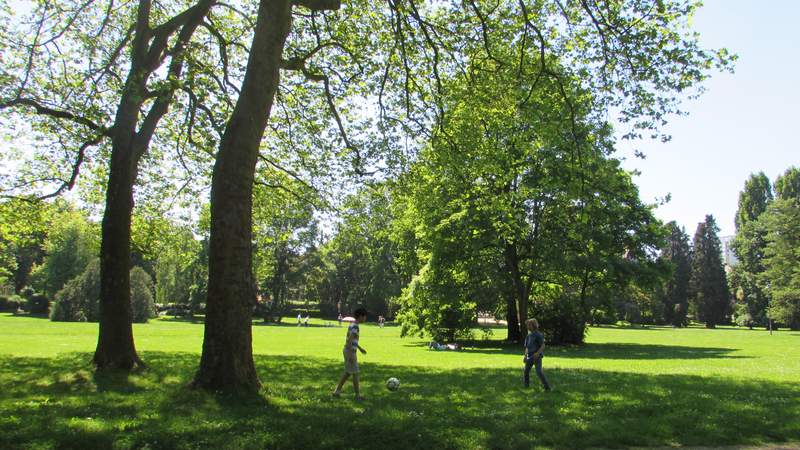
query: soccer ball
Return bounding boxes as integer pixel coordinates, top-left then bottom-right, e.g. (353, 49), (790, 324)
(386, 377), (400, 391)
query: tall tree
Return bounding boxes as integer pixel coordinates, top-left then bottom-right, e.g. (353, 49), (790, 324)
(658, 222), (692, 327)
(1, 0), (217, 369)
(760, 198), (800, 330)
(194, 0), (344, 392)
(760, 167), (800, 329)
(730, 172), (773, 328)
(689, 215), (730, 328)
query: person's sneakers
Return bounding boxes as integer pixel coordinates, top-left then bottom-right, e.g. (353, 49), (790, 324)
(331, 390), (341, 398)
(354, 395), (365, 401)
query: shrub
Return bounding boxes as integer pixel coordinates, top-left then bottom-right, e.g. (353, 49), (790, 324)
(1, 295), (25, 312)
(50, 259), (100, 322)
(27, 293), (50, 315)
(0, 294), (23, 312)
(531, 295), (586, 345)
(396, 263), (477, 343)
(130, 266), (156, 323)
(20, 287), (35, 300)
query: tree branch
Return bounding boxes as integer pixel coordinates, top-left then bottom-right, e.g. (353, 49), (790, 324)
(0, 97), (110, 135)
(291, 0), (340, 11)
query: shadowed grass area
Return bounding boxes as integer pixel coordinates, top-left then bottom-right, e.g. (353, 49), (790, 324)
(1, 352), (799, 450)
(1, 314), (799, 449)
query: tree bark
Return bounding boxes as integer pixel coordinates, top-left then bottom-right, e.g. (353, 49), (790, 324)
(505, 243), (527, 339)
(192, 0), (293, 392)
(94, 132), (142, 369)
(505, 290), (520, 342)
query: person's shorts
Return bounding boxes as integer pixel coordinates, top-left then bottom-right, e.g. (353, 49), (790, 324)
(343, 348), (359, 374)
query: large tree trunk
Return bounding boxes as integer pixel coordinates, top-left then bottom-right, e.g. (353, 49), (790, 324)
(192, 0), (293, 393)
(94, 135), (141, 369)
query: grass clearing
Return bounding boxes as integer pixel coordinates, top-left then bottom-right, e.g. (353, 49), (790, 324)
(1, 313), (799, 449)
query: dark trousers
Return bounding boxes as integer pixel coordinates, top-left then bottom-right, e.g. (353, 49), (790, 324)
(523, 354), (550, 390)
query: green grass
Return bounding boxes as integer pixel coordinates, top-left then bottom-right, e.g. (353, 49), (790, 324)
(1, 314), (799, 449)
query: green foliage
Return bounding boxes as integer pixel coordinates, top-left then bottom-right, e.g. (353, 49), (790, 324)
(774, 166), (800, 201)
(530, 286), (587, 345)
(50, 259), (100, 322)
(309, 185), (403, 319)
(0, 295), (24, 312)
(251, 177), (319, 322)
(761, 198), (800, 329)
(51, 261), (155, 323)
(0, 199), (55, 291)
(396, 263), (477, 342)
(34, 209), (99, 297)
(130, 266), (156, 323)
(393, 51), (667, 344)
(26, 293), (49, 315)
(689, 215), (730, 328)
(657, 222), (692, 327)
(734, 172), (773, 231)
(152, 225), (204, 307)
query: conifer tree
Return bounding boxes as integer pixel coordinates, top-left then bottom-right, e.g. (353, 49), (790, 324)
(659, 222), (692, 327)
(690, 215), (730, 328)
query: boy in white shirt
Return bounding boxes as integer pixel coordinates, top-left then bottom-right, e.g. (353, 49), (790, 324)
(332, 308), (368, 400)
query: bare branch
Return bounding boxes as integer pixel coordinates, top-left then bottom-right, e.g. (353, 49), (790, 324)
(0, 97), (110, 134)
(254, 180), (327, 211)
(38, 133), (105, 199)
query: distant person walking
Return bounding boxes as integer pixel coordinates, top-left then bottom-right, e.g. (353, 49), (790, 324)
(523, 318), (551, 391)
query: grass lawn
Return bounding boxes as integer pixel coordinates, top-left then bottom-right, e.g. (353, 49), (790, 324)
(1, 313), (799, 449)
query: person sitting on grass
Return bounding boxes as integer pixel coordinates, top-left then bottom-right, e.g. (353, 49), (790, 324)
(523, 318), (551, 391)
(332, 307), (368, 400)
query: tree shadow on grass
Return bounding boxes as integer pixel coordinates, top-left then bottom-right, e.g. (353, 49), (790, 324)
(530, 342), (747, 360)
(1, 352), (797, 450)
(155, 316), (205, 324)
(252, 321), (339, 329)
(409, 340), (747, 361)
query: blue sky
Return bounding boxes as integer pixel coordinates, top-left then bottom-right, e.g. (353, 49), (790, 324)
(618, 0), (799, 238)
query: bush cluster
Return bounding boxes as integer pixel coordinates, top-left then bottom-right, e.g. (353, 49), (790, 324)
(532, 295), (586, 345)
(0, 294), (25, 312)
(50, 261), (156, 323)
(20, 287), (50, 314)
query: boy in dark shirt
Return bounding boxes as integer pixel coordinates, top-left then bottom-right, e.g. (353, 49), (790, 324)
(523, 318), (551, 391)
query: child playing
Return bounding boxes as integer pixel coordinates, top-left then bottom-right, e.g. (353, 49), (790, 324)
(333, 307), (368, 400)
(523, 318), (551, 391)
